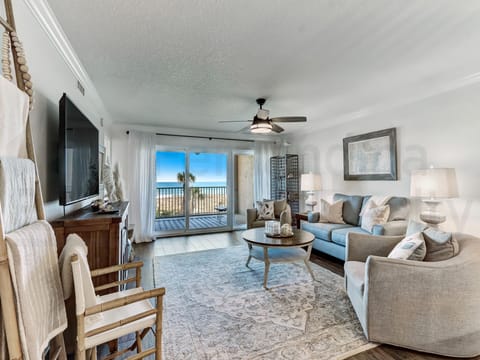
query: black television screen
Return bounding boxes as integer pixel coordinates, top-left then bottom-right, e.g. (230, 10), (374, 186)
(59, 93), (99, 205)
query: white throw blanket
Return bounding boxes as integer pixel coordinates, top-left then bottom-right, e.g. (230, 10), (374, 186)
(0, 158), (37, 234)
(58, 233), (99, 308)
(5, 220), (67, 360)
(0, 77), (29, 158)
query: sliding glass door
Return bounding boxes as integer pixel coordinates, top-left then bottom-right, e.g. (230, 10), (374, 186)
(154, 149), (229, 236)
(154, 151), (187, 233)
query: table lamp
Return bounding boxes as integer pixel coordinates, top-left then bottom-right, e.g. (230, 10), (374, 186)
(410, 167), (458, 226)
(300, 173), (321, 211)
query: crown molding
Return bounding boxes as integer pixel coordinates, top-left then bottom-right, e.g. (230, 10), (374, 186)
(22, 0), (113, 129)
(23, 0), (89, 86)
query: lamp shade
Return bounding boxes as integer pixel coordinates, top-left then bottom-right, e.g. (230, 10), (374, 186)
(301, 173), (321, 191)
(410, 168), (458, 199)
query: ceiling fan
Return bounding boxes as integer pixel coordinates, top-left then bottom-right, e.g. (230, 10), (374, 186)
(219, 98), (307, 134)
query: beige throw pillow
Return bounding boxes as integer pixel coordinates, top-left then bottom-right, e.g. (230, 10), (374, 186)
(361, 201), (391, 233)
(388, 232), (427, 261)
(263, 198), (287, 218)
(319, 199), (345, 224)
(256, 200), (275, 220)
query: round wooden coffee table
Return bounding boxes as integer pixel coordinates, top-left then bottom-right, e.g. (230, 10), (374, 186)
(242, 228), (315, 289)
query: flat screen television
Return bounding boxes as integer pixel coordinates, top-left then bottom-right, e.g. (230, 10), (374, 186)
(59, 93), (99, 205)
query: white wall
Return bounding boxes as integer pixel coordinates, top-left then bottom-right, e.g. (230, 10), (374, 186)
(1, 1), (113, 220)
(289, 84), (480, 235)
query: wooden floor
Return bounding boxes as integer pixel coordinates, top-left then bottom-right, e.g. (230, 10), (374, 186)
(133, 231), (478, 360)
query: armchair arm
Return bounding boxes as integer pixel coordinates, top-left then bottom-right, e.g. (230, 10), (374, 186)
(372, 220), (408, 236)
(308, 212), (320, 223)
(90, 261), (143, 277)
(364, 256), (480, 356)
(345, 232), (402, 262)
(246, 208), (258, 229)
(83, 287), (166, 338)
(91, 261), (144, 291)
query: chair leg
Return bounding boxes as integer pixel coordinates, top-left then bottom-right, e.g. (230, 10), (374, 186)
(263, 248), (270, 290)
(136, 331), (142, 353)
(75, 346), (86, 360)
(156, 294), (164, 359)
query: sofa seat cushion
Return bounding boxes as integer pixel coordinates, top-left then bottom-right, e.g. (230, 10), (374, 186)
(331, 227), (370, 247)
(301, 222), (351, 242)
(345, 261), (366, 294)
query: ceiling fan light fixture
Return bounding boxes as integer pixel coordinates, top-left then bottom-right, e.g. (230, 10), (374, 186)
(250, 118), (272, 133)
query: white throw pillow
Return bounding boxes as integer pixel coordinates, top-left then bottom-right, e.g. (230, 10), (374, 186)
(361, 201), (391, 233)
(256, 200), (275, 220)
(388, 232), (427, 261)
(319, 199), (345, 224)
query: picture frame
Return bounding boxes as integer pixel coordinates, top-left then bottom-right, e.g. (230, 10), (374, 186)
(343, 128), (397, 181)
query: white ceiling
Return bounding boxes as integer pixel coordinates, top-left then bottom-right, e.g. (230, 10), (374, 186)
(47, 0), (480, 135)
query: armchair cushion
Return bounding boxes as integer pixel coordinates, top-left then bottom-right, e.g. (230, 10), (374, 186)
(423, 228), (459, 261)
(387, 232), (426, 261)
(255, 200), (275, 220)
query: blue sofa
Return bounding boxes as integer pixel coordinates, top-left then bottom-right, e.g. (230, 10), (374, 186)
(301, 193), (410, 260)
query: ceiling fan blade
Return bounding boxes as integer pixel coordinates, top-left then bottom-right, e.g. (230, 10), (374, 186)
(218, 120), (252, 123)
(270, 116), (307, 123)
(271, 123), (284, 133)
(238, 125), (253, 133)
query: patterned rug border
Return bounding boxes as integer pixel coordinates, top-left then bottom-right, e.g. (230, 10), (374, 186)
(153, 245), (376, 360)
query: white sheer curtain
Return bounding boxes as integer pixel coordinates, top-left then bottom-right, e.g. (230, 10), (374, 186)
(127, 130), (156, 243)
(254, 141), (279, 202)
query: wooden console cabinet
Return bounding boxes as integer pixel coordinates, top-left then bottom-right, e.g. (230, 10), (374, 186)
(51, 201), (130, 292)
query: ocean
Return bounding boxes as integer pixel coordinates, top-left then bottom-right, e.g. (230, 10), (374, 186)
(156, 181), (226, 188)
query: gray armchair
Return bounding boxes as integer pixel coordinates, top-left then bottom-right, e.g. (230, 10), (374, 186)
(246, 203), (291, 229)
(344, 232), (480, 358)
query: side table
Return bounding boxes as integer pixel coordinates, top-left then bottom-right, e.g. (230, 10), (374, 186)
(295, 212), (309, 229)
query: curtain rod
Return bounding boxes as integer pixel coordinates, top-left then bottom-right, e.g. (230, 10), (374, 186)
(125, 130), (255, 143)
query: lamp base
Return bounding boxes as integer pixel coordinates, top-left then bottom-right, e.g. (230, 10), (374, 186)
(305, 192), (317, 212)
(420, 199), (446, 227)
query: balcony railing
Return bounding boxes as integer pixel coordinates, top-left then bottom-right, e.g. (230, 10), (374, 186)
(156, 186), (227, 218)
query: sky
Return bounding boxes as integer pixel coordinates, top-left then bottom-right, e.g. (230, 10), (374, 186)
(156, 151), (227, 183)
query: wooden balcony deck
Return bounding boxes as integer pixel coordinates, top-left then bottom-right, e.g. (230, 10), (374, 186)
(154, 214), (228, 232)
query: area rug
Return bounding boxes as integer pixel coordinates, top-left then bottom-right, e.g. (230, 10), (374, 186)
(153, 246), (376, 360)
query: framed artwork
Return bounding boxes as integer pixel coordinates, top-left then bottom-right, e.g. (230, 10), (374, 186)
(343, 128), (397, 181)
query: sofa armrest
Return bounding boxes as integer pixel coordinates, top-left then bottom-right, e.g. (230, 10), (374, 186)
(308, 212), (320, 223)
(364, 255), (480, 356)
(246, 208), (258, 229)
(372, 220), (408, 236)
(345, 232), (402, 262)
